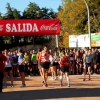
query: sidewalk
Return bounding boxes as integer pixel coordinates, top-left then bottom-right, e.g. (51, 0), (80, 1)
(0, 75), (100, 100)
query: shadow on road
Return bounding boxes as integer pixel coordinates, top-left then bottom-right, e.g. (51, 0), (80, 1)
(0, 87), (100, 100)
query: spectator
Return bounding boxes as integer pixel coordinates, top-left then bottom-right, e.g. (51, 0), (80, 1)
(0, 50), (7, 92)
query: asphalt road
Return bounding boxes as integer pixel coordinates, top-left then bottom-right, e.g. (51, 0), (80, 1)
(0, 75), (100, 100)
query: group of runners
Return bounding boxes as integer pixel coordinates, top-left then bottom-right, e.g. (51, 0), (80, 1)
(0, 46), (100, 92)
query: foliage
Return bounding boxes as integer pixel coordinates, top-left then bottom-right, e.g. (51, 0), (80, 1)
(57, 0), (100, 48)
(0, 2), (57, 49)
(58, 0), (100, 35)
(59, 32), (69, 48)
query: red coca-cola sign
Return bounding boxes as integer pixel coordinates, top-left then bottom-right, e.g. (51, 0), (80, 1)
(0, 19), (60, 36)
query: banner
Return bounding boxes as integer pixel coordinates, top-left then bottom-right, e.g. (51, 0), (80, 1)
(69, 34), (90, 48)
(91, 33), (100, 47)
(69, 33), (100, 48)
(69, 35), (77, 47)
(0, 19), (60, 36)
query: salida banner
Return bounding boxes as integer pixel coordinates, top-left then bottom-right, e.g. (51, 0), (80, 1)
(0, 19), (60, 36)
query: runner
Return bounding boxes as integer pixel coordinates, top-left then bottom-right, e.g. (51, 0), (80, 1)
(37, 48), (45, 83)
(31, 50), (38, 76)
(59, 50), (70, 87)
(12, 51), (19, 77)
(51, 52), (59, 80)
(69, 49), (75, 74)
(24, 51), (30, 76)
(18, 49), (26, 87)
(75, 50), (82, 75)
(49, 51), (59, 80)
(92, 50), (99, 74)
(39, 46), (50, 87)
(3, 49), (14, 88)
(98, 49), (100, 73)
(83, 49), (92, 81)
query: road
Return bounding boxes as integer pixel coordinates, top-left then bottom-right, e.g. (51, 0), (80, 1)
(0, 75), (100, 100)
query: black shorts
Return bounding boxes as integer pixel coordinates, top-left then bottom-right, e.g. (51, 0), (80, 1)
(86, 63), (91, 67)
(51, 62), (59, 67)
(24, 63), (30, 67)
(93, 61), (97, 65)
(40, 62), (50, 69)
(97, 65), (100, 69)
(19, 65), (25, 72)
(70, 60), (74, 64)
(31, 63), (38, 67)
(60, 67), (69, 73)
(4, 67), (12, 72)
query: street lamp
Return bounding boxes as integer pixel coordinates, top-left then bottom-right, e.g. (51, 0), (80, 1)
(36, 11), (59, 48)
(83, 0), (91, 49)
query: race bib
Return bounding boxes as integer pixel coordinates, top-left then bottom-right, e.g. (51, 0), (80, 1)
(70, 57), (74, 60)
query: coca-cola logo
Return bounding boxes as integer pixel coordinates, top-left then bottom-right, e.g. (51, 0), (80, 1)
(0, 25), (3, 31)
(40, 24), (58, 31)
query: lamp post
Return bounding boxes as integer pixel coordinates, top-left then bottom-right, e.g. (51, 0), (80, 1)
(36, 11), (59, 48)
(83, 0), (91, 49)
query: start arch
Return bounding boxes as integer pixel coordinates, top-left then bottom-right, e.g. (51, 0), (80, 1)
(0, 19), (60, 36)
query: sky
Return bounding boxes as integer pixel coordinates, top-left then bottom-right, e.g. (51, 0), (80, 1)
(0, 0), (62, 15)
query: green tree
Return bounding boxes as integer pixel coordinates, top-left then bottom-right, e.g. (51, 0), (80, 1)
(58, 0), (100, 35)
(22, 2), (40, 19)
(13, 9), (21, 19)
(0, 12), (3, 19)
(57, 5), (63, 11)
(0, 2), (57, 48)
(5, 3), (14, 19)
(21, 2), (40, 44)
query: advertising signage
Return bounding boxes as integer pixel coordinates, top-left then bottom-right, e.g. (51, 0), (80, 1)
(91, 34), (100, 47)
(69, 34), (90, 47)
(69, 33), (100, 48)
(0, 19), (60, 36)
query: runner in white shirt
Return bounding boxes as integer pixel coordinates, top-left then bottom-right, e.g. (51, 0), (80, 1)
(3, 49), (14, 88)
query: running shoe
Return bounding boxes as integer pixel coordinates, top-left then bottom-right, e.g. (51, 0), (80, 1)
(89, 78), (92, 81)
(45, 83), (48, 87)
(28, 75), (31, 77)
(60, 84), (62, 87)
(7, 75), (9, 79)
(83, 78), (85, 81)
(20, 84), (26, 88)
(68, 85), (70, 87)
(30, 74), (33, 76)
(54, 77), (58, 80)
(49, 77), (54, 80)
(11, 84), (14, 88)
(43, 83), (48, 87)
(42, 80), (44, 83)
(3, 84), (7, 88)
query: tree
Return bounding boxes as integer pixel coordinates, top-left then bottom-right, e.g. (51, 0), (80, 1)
(59, 32), (69, 48)
(5, 3), (14, 19)
(0, 2), (57, 49)
(13, 9), (21, 19)
(57, 5), (63, 11)
(22, 2), (40, 19)
(58, 0), (100, 35)
(0, 12), (3, 19)
(87, 0), (100, 32)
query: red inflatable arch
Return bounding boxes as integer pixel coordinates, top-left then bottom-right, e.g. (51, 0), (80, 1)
(0, 19), (60, 36)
